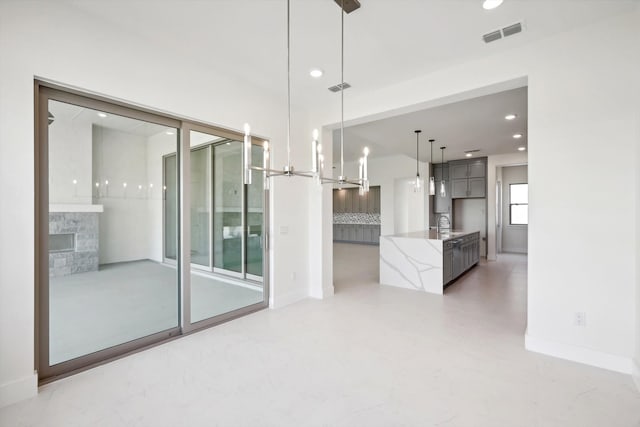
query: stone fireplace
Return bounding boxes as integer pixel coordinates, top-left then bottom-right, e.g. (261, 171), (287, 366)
(49, 205), (102, 277)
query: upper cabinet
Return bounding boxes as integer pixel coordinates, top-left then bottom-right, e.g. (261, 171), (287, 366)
(333, 186), (380, 214)
(449, 158), (487, 199)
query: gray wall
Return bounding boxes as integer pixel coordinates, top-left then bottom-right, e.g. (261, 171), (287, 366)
(501, 165), (528, 254)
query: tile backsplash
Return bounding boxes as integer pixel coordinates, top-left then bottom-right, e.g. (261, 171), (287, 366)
(333, 212), (381, 225)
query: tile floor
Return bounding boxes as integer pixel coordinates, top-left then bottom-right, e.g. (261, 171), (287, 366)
(50, 260), (263, 364)
(1, 243), (638, 426)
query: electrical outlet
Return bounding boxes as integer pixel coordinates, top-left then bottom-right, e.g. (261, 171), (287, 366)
(574, 312), (586, 327)
(291, 271), (296, 281)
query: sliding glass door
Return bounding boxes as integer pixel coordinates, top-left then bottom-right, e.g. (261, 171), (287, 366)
(186, 129), (264, 324)
(39, 89), (182, 379)
(37, 82), (268, 382)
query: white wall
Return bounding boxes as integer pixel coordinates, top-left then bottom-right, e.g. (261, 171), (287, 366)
(48, 114), (93, 204)
(93, 126), (150, 264)
(338, 155), (429, 236)
(146, 132), (176, 263)
(501, 165), (528, 254)
(312, 10), (640, 374)
(0, 1), (311, 407)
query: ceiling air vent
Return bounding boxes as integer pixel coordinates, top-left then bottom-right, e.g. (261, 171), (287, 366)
(483, 21), (523, 43)
(483, 30), (502, 44)
(502, 22), (522, 37)
(328, 82), (351, 93)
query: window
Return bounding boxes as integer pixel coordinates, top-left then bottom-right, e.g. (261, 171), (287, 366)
(509, 183), (528, 225)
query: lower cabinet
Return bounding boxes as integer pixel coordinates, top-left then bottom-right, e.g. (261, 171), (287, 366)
(333, 224), (380, 244)
(443, 241), (453, 284)
(444, 232), (480, 285)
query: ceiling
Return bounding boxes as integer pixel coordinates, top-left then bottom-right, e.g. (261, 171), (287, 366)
(60, 0), (637, 163)
(333, 86), (528, 164)
(49, 100), (170, 137)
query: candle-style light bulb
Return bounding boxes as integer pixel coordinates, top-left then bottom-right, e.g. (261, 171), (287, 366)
(243, 123), (252, 185)
(311, 129), (318, 174)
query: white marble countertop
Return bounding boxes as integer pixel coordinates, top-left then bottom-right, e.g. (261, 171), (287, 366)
(385, 229), (479, 241)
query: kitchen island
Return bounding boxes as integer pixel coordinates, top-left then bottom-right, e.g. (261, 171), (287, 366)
(379, 230), (480, 294)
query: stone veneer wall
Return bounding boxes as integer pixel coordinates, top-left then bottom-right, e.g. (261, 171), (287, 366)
(49, 212), (99, 277)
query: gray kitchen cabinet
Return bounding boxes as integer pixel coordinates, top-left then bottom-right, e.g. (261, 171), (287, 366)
(444, 232), (480, 286)
(333, 186), (381, 244)
(450, 163), (468, 180)
(448, 158), (486, 199)
(468, 161), (486, 178)
(368, 186), (381, 213)
(433, 164), (449, 181)
(333, 190), (345, 213)
(443, 241), (453, 284)
(362, 225), (372, 243)
(468, 177), (486, 198)
(451, 179), (468, 199)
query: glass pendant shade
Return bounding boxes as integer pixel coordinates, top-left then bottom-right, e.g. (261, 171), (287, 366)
(429, 177), (436, 196)
(414, 174), (423, 192)
(440, 180), (446, 197)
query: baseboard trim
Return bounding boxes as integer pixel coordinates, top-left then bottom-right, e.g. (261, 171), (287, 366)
(0, 371), (38, 408)
(525, 333), (632, 374)
(633, 358), (640, 392)
(269, 289), (307, 309)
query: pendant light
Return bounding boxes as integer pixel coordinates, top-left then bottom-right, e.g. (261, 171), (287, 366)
(428, 139), (436, 196)
(413, 130), (423, 192)
(315, 0), (369, 191)
(242, 0), (370, 195)
(439, 146), (447, 197)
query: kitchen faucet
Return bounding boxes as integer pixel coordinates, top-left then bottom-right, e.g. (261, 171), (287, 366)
(436, 214), (451, 234)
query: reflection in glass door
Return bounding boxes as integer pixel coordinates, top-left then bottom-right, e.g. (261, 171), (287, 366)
(246, 144), (264, 280)
(191, 146), (211, 267)
(187, 130), (264, 324)
(37, 82), (268, 383)
(164, 154), (177, 261)
(213, 141), (243, 275)
(42, 94), (180, 375)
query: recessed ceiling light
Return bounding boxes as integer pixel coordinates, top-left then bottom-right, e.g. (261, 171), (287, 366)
(505, 114), (517, 120)
(483, 0), (504, 10)
(165, 130), (175, 135)
(513, 133), (523, 139)
(97, 112), (107, 118)
(518, 146), (526, 151)
(466, 153), (473, 157)
(310, 68), (324, 78)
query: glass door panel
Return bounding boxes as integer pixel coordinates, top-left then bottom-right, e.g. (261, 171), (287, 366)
(164, 154), (177, 261)
(190, 146), (211, 267)
(246, 144), (264, 280)
(47, 98), (179, 366)
(189, 132), (263, 323)
(213, 141), (243, 274)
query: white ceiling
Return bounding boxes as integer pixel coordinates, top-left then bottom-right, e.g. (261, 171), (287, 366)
(61, 0), (637, 162)
(49, 100), (170, 137)
(333, 86), (528, 163)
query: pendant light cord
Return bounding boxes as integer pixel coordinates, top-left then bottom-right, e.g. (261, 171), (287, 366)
(415, 130), (420, 177)
(287, 0), (292, 168)
(340, 0), (345, 179)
